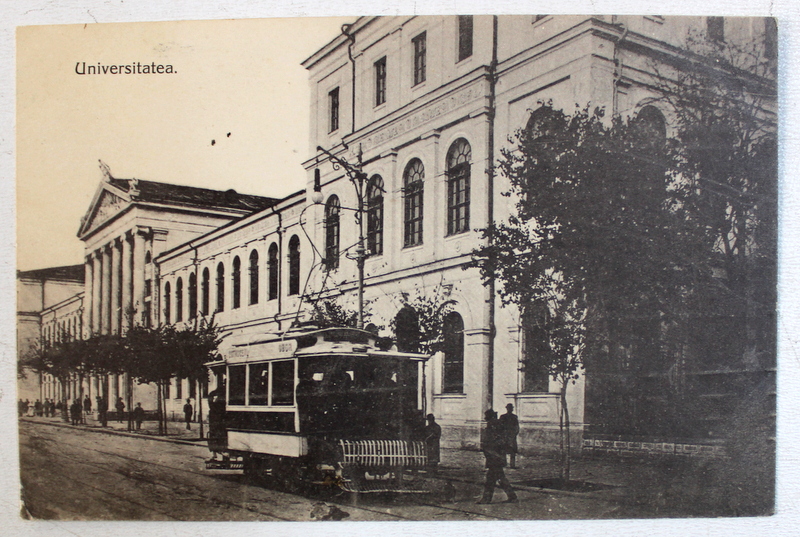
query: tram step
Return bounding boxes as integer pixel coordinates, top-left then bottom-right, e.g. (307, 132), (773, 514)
(205, 459), (244, 470)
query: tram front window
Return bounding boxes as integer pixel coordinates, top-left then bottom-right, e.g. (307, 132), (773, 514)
(296, 356), (420, 439)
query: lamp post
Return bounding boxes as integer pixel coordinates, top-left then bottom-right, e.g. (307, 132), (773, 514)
(314, 144), (368, 329)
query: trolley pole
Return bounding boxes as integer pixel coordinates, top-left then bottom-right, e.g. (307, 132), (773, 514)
(314, 144), (369, 330)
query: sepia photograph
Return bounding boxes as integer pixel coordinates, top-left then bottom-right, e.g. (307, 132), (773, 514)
(9, 4), (792, 534)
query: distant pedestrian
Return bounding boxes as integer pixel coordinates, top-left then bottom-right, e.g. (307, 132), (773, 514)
(34, 399), (43, 417)
(477, 409), (517, 504)
(424, 414), (442, 474)
(499, 403), (520, 469)
(133, 403), (145, 430)
(115, 397), (125, 423)
(84, 395), (92, 415)
(97, 396), (108, 427)
(183, 399), (193, 430)
(24, 399), (32, 417)
(70, 399), (81, 426)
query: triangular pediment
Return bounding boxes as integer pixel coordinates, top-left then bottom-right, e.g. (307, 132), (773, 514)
(78, 184), (132, 238)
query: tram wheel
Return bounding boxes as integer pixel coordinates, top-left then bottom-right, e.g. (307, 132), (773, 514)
(271, 457), (308, 494)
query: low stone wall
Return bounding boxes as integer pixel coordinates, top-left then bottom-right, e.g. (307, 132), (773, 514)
(582, 436), (728, 459)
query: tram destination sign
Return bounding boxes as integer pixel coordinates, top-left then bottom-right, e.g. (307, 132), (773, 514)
(227, 339), (298, 364)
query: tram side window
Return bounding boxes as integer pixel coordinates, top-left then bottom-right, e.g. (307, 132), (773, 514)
(272, 360), (295, 406)
(248, 363), (269, 406)
(228, 365), (247, 406)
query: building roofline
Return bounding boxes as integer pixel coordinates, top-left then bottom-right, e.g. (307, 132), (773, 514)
(17, 264), (85, 282)
(156, 188), (307, 264)
(301, 16), (375, 70)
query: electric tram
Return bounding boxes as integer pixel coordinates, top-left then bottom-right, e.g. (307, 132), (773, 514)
(205, 326), (431, 493)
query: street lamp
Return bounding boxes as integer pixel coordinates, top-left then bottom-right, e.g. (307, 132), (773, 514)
(313, 144), (368, 329)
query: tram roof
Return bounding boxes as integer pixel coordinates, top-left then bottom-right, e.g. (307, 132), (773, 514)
(209, 326), (430, 366)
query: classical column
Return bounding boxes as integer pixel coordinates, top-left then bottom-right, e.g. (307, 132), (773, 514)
(83, 256), (93, 339)
(92, 250), (102, 335)
(132, 228), (147, 326)
(121, 233), (133, 333)
(101, 244), (112, 334)
(110, 238), (121, 335)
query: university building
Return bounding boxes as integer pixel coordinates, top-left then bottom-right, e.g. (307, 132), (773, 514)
(19, 16), (776, 453)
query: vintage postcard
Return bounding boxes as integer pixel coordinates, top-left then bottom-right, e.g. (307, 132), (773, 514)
(11, 7), (790, 536)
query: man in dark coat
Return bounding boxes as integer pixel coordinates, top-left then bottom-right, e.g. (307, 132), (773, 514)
(70, 399), (81, 425)
(477, 409), (517, 504)
(424, 414), (442, 474)
(133, 402), (145, 430)
(183, 399), (193, 430)
(84, 395), (92, 415)
(499, 403), (520, 468)
(115, 397), (125, 423)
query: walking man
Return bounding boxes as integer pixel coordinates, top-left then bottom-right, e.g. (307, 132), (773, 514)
(183, 399), (193, 430)
(84, 394), (92, 416)
(478, 409), (517, 504)
(499, 403), (520, 469)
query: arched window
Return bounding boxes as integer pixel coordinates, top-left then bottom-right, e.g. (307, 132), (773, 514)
(394, 305), (420, 353)
(288, 235), (300, 296)
(201, 268), (210, 316)
(403, 159), (425, 247)
(232, 256), (241, 309)
(249, 250), (259, 305)
(188, 272), (197, 320)
(521, 306), (551, 393)
(216, 262), (225, 312)
(367, 175), (384, 256)
(145, 251), (152, 264)
(325, 196), (340, 270)
(634, 105), (667, 148)
(446, 139), (471, 235)
(268, 242), (279, 301)
(175, 277), (183, 322)
(442, 312), (465, 393)
(163, 281), (171, 324)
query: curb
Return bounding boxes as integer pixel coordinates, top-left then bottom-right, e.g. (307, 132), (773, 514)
(20, 417), (208, 448)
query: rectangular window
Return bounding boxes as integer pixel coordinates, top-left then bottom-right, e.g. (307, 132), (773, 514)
(374, 56), (387, 106)
(271, 360), (295, 406)
(458, 16), (473, 62)
(248, 363), (269, 406)
(707, 16), (725, 42)
(328, 87), (339, 133)
(228, 366), (246, 406)
(176, 377), (183, 400)
(412, 32), (427, 86)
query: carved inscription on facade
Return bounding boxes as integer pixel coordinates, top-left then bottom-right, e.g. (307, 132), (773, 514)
(361, 83), (484, 151)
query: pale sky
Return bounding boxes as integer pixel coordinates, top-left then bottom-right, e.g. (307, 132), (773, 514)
(16, 17), (352, 271)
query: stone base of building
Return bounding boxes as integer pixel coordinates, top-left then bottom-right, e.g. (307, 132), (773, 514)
(582, 435), (729, 459)
(440, 422), (585, 456)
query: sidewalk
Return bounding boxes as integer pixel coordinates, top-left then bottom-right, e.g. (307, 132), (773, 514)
(20, 413), (208, 446)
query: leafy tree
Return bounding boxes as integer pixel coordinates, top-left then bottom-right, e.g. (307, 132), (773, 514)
(472, 103), (703, 477)
(389, 285), (456, 355)
(650, 31), (778, 373)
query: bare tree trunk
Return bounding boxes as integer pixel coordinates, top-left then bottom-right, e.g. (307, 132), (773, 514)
(560, 382), (571, 482)
(198, 379), (204, 440)
(157, 381), (164, 435)
(126, 374), (134, 432)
